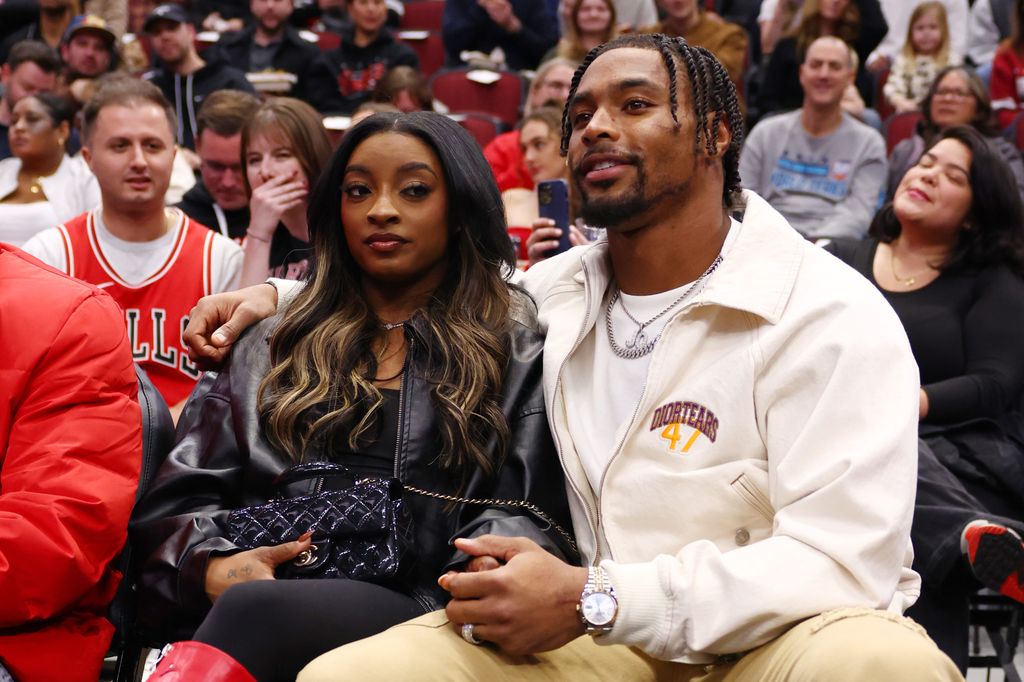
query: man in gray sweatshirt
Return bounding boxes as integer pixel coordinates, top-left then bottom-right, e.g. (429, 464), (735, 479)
(740, 36), (887, 241)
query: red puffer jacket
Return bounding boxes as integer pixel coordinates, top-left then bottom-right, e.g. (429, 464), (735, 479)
(0, 245), (141, 682)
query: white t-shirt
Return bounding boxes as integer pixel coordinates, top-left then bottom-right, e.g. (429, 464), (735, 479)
(0, 201), (61, 247)
(566, 220), (738, 492)
(22, 207), (242, 293)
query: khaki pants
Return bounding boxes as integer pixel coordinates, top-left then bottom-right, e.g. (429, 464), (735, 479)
(298, 607), (964, 681)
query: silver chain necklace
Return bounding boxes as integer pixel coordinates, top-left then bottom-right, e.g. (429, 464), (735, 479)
(605, 254), (723, 360)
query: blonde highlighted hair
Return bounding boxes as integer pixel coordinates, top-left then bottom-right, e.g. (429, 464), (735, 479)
(258, 112), (519, 485)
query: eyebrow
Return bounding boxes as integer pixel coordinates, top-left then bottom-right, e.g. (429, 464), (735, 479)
(571, 77), (662, 107)
(344, 161), (438, 177)
(922, 152), (969, 177)
(107, 136), (165, 143)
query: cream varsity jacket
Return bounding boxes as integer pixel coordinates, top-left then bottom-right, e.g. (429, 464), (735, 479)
(520, 190), (921, 663)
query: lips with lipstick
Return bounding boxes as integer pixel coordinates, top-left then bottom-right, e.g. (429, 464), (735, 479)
(365, 232), (409, 252)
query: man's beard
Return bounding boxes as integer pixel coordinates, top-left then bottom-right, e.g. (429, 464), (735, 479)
(256, 14), (285, 34)
(574, 156), (693, 230)
(574, 155), (652, 229)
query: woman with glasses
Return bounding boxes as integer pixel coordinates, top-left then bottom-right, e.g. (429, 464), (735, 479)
(886, 64), (1024, 199)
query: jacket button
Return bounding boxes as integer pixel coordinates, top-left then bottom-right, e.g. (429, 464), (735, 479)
(734, 528), (750, 546)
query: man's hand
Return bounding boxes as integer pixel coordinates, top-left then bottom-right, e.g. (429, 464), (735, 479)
(439, 535), (588, 655)
(477, 0), (522, 33)
(205, 532), (312, 602)
(183, 283), (279, 369)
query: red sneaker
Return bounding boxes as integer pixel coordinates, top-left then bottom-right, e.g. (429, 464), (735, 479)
(962, 521), (1024, 603)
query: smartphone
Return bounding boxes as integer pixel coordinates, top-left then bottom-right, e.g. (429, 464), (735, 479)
(537, 179), (571, 255)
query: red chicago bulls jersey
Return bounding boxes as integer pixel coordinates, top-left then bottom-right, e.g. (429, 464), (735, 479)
(56, 208), (211, 405)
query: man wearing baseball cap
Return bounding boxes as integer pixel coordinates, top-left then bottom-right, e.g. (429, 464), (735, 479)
(61, 14), (118, 80)
(59, 14), (118, 106)
(143, 3), (256, 152)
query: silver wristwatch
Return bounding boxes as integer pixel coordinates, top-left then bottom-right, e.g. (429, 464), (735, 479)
(578, 566), (618, 635)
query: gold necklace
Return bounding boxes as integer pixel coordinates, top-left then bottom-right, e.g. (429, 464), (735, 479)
(888, 244), (933, 287)
(23, 165), (60, 195)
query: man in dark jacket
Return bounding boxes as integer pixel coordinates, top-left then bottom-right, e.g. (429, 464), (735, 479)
(212, 0), (345, 113)
(143, 4), (257, 152)
(441, 0), (559, 71)
(177, 89), (261, 240)
(326, 0), (418, 114)
(0, 0), (75, 64)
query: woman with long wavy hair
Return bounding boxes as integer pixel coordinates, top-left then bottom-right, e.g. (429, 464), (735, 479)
(131, 112), (575, 682)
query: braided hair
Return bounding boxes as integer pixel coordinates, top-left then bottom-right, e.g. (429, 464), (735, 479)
(559, 34), (745, 208)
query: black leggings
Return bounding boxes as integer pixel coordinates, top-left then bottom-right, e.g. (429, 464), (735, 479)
(193, 579), (425, 682)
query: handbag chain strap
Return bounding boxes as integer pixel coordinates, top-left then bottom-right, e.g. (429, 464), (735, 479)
(402, 483), (578, 554)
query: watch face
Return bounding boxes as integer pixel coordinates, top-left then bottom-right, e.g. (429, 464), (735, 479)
(582, 592), (617, 626)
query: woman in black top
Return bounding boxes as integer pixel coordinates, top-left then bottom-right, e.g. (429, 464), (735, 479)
(828, 124), (1024, 669)
(131, 112), (575, 681)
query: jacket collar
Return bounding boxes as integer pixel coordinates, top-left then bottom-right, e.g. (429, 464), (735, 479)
(574, 190), (805, 325)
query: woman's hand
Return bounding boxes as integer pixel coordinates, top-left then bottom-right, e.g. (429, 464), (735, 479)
(919, 388), (930, 419)
(526, 219), (592, 266)
(247, 173), (307, 242)
(204, 533), (312, 603)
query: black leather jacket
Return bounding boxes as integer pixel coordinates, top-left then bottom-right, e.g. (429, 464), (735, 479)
(129, 299), (575, 639)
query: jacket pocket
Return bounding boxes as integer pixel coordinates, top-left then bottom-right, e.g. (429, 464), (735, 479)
(729, 473), (774, 522)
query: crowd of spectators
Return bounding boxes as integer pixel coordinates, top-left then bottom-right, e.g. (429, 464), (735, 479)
(2, 0), (1024, 680)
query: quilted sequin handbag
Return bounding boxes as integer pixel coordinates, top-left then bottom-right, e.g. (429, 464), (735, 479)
(226, 461), (415, 583)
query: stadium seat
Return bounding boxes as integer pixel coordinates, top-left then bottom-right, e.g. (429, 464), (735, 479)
(449, 112), (505, 148)
(430, 68), (525, 127)
(400, 0), (445, 31)
(312, 30), (342, 51)
(396, 31), (446, 78)
(968, 590), (1024, 680)
(883, 110), (923, 155)
(875, 66), (894, 122)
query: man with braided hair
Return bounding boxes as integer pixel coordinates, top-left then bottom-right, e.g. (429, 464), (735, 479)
(185, 33), (961, 681)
